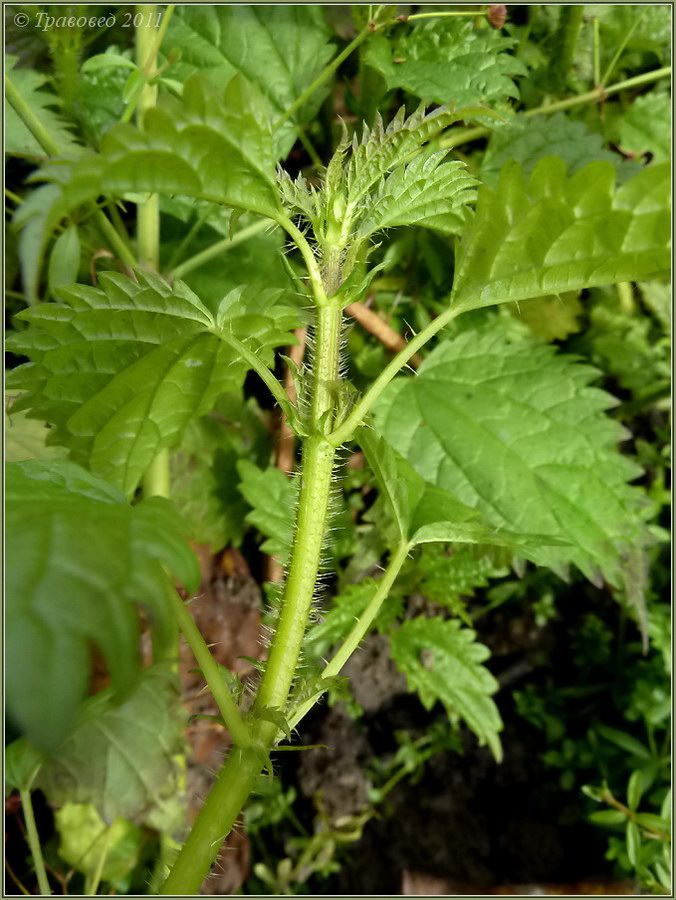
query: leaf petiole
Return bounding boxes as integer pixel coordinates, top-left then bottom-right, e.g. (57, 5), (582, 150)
(20, 790), (51, 896)
(328, 305), (460, 447)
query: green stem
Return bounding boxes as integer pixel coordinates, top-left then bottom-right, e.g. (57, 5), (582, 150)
(136, 7), (172, 501)
(170, 220), (270, 280)
(600, 10), (644, 87)
(160, 746), (262, 893)
(84, 827), (111, 896)
(288, 540), (410, 732)
(214, 331), (293, 421)
(162, 296), (344, 896)
(274, 26), (372, 130)
(329, 305), (459, 447)
(20, 790), (51, 896)
(5, 75), (60, 157)
(165, 206), (213, 272)
(276, 213), (329, 306)
(438, 66), (672, 150)
(171, 591), (252, 748)
(136, 8), (160, 272)
(593, 17), (601, 86)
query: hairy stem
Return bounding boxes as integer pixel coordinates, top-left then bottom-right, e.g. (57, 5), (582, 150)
(162, 302), (343, 893)
(20, 790), (51, 896)
(329, 306), (459, 447)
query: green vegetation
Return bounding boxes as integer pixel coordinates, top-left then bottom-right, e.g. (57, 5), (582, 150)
(5, 4), (671, 895)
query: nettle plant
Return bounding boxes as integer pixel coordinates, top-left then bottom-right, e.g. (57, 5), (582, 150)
(5, 4), (671, 895)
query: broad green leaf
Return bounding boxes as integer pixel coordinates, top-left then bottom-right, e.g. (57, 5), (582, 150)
(5, 738), (44, 794)
(364, 19), (525, 109)
(6, 460), (198, 750)
(360, 429), (564, 552)
(7, 271), (299, 497)
(390, 617), (503, 761)
(618, 93), (671, 164)
(41, 73), (281, 235)
(164, 6), (335, 156)
(481, 112), (620, 186)
(237, 460), (297, 561)
(5, 55), (80, 159)
(47, 224), (81, 298)
(452, 157), (670, 314)
(55, 804), (142, 887)
(374, 327), (650, 600)
(38, 665), (185, 826)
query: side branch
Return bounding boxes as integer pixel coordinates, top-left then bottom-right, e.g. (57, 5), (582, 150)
(328, 305), (460, 446)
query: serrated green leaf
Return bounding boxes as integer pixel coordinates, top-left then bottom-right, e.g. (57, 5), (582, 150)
(364, 19), (526, 109)
(7, 272), (299, 497)
(40, 73), (281, 237)
(281, 103), (483, 261)
(357, 147), (477, 238)
(5, 55), (80, 159)
(5, 738), (44, 794)
(6, 460), (198, 750)
(452, 157), (670, 314)
(390, 617), (503, 761)
(481, 112), (620, 186)
(374, 327), (650, 601)
(47, 224), (81, 298)
(164, 6), (334, 156)
(360, 429), (568, 552)
(237, 460), (297, 561)
(37, 665), (185, 826)
(618, 93), (671, 164)
(416, 544), (510, 612)
(55, 804), (142, 886)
